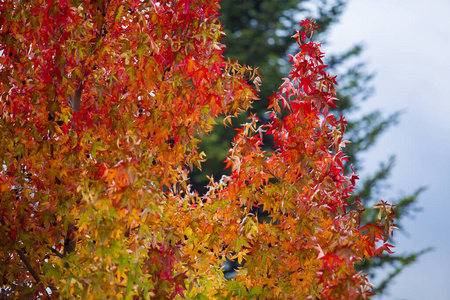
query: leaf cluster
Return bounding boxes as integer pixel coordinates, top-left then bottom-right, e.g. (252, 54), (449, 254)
(1, 1), (394, 299)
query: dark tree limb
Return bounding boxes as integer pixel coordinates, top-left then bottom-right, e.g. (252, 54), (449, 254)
(70, 82), (83, 114)
(16, 249), (55, 299)
(16, 249), (40, 285)
(47, 246), (64, 259)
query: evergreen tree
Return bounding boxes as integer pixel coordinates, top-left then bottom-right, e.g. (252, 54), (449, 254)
(192, 0), (430, 295)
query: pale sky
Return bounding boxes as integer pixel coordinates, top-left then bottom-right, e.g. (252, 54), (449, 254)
(322, 1), (450, 299)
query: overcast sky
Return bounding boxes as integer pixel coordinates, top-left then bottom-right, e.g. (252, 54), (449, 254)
(321, 1), (450, 299)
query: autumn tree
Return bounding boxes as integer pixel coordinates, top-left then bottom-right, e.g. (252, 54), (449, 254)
(1, 0), (394, 299)
(191, 0), (429, 294)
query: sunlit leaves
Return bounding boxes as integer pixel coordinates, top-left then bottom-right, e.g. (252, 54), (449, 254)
(0, 2), (393, 299)
(0, 0), (256, 298)
(214, 19), (396, 299)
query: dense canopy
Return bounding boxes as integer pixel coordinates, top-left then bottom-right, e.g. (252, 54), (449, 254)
(0, 1), (394, 298)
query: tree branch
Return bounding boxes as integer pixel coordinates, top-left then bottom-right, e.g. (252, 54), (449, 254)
(16, 249), (40, 284)
(70, 82), (83, 114)
(47, 246), (64, 259)
(1, 217), (55, 297)
(16, 248), (55, 299)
